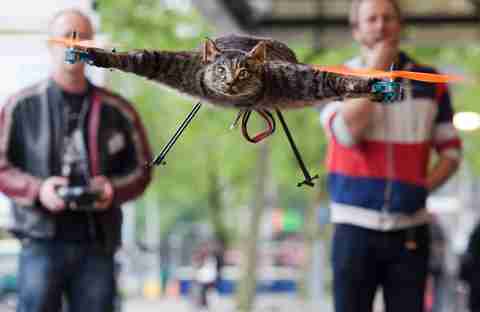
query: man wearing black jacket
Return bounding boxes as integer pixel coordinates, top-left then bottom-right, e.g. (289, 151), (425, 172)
(0, 9), (152, 312)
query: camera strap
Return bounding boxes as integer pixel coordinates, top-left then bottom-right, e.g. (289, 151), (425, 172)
(61, 93), (91, 183)
(61, 93), (99, 239)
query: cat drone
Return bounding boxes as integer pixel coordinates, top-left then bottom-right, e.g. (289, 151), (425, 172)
(49, 34), (463, 187)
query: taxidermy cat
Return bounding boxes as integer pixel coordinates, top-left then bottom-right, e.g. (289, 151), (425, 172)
(82, 34), (383, 109)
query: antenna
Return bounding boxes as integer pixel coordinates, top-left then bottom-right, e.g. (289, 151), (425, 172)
(389, 62), (395, 81)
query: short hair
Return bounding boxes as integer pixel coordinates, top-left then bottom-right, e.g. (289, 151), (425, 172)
(349, 0), (402, 28)
(48, 8), (93, 36)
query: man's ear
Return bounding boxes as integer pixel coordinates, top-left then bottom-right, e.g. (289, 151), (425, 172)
(202, 38), (221, 64)
(247, 41), (267, 63)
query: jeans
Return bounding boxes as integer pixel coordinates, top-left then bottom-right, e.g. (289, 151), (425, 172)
(332, 224), (431, 312)
(16, 239), (116, 312)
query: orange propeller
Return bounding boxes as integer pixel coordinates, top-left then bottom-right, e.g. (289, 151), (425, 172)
(48, 37), (104, 49)
(315, 65), (465, 83)
(48, 33), (118, 51)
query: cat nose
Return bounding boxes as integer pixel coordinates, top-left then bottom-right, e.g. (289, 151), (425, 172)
(225, 81), (237, 93)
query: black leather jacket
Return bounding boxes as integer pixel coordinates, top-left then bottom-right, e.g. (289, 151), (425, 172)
(0, 79), (152, 252)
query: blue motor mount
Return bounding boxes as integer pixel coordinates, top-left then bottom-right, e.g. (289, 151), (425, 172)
(64, 48), (94, 65)
(371, 80), (404, 103)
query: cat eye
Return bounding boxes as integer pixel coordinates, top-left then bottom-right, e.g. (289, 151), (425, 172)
(216, 66), (226, 75)
(238, 69), (250, 79)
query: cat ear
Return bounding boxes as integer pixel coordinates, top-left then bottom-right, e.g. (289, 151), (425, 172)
(247, 41), (267, 63)
(202, 38), (221, 64)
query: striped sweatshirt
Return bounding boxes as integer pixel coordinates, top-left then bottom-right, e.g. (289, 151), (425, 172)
(320, 52), (462, 231)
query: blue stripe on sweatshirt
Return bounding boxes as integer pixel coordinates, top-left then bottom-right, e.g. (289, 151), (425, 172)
(327, 173), (428, 215)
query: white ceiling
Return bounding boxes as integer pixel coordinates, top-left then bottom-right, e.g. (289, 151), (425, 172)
(0, 0), (98, 32)
(0, 0), (105, 105)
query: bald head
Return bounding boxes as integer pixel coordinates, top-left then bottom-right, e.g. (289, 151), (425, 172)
(48, 9), (94, 40)
(48, 9), (95, 88)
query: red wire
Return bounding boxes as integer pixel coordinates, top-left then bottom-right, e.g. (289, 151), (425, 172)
(241, 109), (275, 143)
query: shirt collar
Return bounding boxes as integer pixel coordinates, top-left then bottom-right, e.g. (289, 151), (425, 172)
(48, 77), (93, 100)
(348, 50), (414, 71)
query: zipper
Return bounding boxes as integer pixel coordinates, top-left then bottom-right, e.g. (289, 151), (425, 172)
(381, 78), (413, 229)
(381, 103), (394, 226)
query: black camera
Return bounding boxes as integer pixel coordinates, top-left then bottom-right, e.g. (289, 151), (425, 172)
(56, 185), (100, 211)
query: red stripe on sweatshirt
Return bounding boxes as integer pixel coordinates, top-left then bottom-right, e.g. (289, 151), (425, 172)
(326, 139), (432, 186)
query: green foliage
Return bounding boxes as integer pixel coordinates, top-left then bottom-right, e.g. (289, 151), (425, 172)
(97, 0), (207, 50)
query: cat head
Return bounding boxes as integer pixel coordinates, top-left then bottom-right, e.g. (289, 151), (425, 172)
(202, 38), (266, 102)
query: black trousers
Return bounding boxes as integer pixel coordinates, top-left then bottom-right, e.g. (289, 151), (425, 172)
(331, 223), (431, 312)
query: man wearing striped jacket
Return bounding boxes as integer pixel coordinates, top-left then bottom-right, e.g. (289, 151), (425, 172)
(320, 1), (462, 312)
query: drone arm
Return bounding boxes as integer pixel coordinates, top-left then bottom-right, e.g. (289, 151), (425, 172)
(263, 63), (387, 109)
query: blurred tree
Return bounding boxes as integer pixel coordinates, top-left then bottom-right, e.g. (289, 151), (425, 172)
(236, 142), (271, 312)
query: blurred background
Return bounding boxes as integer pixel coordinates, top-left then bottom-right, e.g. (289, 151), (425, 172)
(2, 0), (480, 311)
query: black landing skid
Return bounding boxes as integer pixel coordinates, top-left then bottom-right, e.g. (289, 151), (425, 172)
(148, 101), (318, 188)
(148, 101), (202, 167)
(274, 109), (319, 187)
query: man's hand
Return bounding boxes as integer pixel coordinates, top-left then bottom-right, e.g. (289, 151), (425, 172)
(39, 176), (68, 213)
(91, 175), (114, 210)
(426, 156), (460, 193)
(364, 38), (399, 70)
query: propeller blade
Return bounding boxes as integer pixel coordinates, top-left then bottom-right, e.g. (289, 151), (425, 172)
(315, 65), (387, 79)
(315, 65), (464, 83)
(48, 37), (118, 50)
(73, 40), (106, 49)
(389, 71), (464, 83)
(48, 37), (75, 46)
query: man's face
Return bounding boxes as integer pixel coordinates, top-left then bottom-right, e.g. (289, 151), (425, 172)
(48, 13), (94, 75)
(353, 0), (401, 48)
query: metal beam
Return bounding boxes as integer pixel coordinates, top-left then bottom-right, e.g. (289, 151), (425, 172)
(256, 15), (480, 29)
(220, 0), (480, 31)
